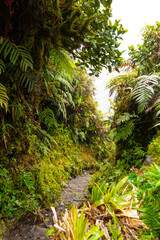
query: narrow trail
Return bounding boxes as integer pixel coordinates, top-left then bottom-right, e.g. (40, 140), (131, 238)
(4, 171), (92, 240)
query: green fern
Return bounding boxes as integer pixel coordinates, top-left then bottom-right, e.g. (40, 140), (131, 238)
(54, 75), (73, 91)
(65, 92), (75, 107)
(133, 74), (160, 113)
(48, 69), (73, 91)
(6, 65), (37, 92)
(116, 112), (138, 125)
(39, 108), (57, 129)
(58, 100), (67, 120)
(0, 59), (5, 74)
(140, 203), (160, 238)
(0, 37), (33, 71)
(155, 98), (160, 117)
(0, 83), (8, 111)
(109, 214), (123, 240)
(116, 120), (135, 141)
(51, 49), (75, 76)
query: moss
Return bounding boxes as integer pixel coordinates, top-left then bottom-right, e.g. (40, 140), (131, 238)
(147, 132), (160, 164)
(0, 123), (97, 217)
(0, 220), (6, 240)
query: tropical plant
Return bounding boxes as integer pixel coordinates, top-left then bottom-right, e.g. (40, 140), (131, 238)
(91, 177), (132, 216)
(0, 83), (8, 111)
(55, 205), (103, 240)
(128, 22), (160, 75)
(113, 113), (139, 142)
(39, 108), (57, 129)
(133, 74), (160, 113)
(129, 163), (160, 238)
(0, 37), (33, 70)
(108, 214), (123, 240)
(0, 37), (34, 110)
(107, 66), (160, 166)
(1, 0), (126, 75)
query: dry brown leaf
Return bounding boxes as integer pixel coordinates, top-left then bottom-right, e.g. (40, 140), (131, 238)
(116, 209), (139, 218)
(51, 206), (58, 224)
(97, 220), (111, 240)
(54, 223), (66, 232)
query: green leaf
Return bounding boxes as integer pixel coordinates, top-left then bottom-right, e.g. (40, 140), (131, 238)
(0, 83), (8, 111)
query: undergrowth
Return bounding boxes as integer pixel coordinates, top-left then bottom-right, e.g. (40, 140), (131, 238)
(0, 123), (96, 220)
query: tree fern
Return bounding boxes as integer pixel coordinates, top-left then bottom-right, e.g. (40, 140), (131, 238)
(0, 83), (8, 111)
(133, 74), (160, 113)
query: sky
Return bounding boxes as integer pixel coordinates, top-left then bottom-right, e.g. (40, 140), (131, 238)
(94, 0), (160, 116)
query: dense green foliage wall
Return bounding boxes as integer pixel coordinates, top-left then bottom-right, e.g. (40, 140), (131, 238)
(0, 0), (126, 221)
(108, 22), (160, 168)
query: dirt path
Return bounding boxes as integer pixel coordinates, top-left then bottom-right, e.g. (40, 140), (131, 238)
(4, 171), (92, 240)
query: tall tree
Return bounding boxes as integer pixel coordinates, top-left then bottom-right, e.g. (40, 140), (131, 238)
(128, 22), (160, 75)
(0, 0), (126, 74)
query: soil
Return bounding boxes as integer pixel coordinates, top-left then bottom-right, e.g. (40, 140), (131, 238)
(4, 171), (92, 240)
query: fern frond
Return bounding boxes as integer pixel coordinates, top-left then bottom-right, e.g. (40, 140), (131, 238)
(58, 101), (67, 120)
(0, 37), (33, 70)
(116, 120), (134, 141)
(116, 113), (138, 125)
(65, 91), (75, 107)
(0, 83), (8, 111)
(56, 76), (73, 90)
(0, 59), (5, 75)
(155, 98), (160, 117)
(6, 65), (37, 92)
(39, 108), (57, 129)
(51, 49), (75, 76)
(133, 74), (160, 113)
(18, 46), (33, 70)
(48, 69), (73, 91)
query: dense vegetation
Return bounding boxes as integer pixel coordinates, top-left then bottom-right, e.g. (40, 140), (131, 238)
(0, 0), (125, 228)
(1, 0), (160, 239)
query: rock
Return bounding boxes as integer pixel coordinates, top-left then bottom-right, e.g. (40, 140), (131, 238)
(144, 156), (152, 165)
(32, 226), (48, 239)
(19, 225), (30, 237)
(60, 201), (64, 206)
